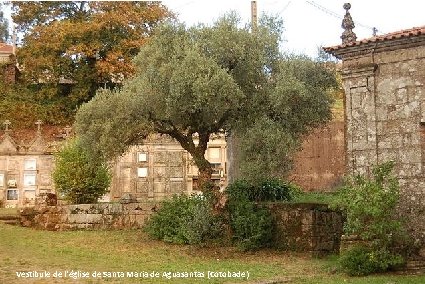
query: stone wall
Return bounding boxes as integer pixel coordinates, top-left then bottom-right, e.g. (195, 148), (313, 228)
(20, 202), (158, 230)
(20, 202), (343, 257)
(341, 45), (425, 246)
(0, 126), (57, 208)
(289, 121), (345, 191)
(265, 203), (343, 257)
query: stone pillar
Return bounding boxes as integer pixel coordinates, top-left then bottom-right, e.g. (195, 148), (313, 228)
(342, 63), (378, 176)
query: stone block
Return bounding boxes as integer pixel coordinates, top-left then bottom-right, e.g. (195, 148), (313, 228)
(170, 181), (184, 193)
(136, 181), (149, 193)
(68, 214), (87, 224)
(168, 166), (184, 178)
(153, 182), (165, 193)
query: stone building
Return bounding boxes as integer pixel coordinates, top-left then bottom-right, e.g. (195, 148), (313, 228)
(324, 4), (425, 247)
(0, 121), (58, 208)
(0, 120), (227, 207)
(108, 134), (227, 202)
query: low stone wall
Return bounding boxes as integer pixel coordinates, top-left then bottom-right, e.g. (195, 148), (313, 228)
(20, 202), (159, 230)
(265, 203), (343, 257)
(20, 202), (343, 256)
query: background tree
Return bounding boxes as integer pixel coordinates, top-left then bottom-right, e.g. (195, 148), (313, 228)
(76, 14), (337, 192)
(52, 139), (110, 204)
(0, 2), (9, 42)
(10, 1), (172, 123)
(0, 81), (73, 128)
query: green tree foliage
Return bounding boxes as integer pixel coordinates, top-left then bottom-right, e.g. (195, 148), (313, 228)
(238, 55), (337, 181)
(52, 139), (111, 204)
(0, 82), (72, 127)
(76, 14), (337, 191)
(10, 1), (171, 121)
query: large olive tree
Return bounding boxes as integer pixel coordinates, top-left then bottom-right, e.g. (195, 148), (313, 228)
(76, 14), (337, 192)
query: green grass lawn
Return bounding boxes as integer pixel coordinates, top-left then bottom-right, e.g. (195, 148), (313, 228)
(0, 223), (423, 283)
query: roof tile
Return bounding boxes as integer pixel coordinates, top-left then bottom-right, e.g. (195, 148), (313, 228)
(0, 43), (14, 53)
(324, 26), (425, 52)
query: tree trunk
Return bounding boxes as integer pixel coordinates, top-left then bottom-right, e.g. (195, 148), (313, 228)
(166, 130), (225, 211)
(192, 152), (213, 192)
(194, 153), (225, 212)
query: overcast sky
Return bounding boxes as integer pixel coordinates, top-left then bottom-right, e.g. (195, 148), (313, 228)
(162, 0), (425, 57)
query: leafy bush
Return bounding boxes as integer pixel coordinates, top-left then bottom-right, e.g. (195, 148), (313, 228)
(52, 139), (111, 204)
(227, 198), (274, 251)
(340, 246), (404, 276)
(144, 194), (223, 245)
(224, 179), (297, 251)
(332, 161), (408, 275)
(332, 161), (405, 248)
(226, 178), (298, 203)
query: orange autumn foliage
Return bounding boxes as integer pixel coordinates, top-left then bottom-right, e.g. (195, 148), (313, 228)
(12, 1), (173, 108)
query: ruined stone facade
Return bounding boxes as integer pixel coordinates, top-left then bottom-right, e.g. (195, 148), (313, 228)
(325, 22), (425, 246)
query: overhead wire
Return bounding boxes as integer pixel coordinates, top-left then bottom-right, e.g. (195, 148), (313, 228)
(305, 0), (385, 36)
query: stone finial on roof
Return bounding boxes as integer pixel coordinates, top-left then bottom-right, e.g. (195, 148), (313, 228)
(341, 3), (357, 44)
(3, 120), (11, 132)
(35, 119), (43, 134)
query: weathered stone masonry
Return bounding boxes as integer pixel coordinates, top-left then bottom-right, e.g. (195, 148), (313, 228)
(21, 202), (343, 257)
(325, 9), (425, 247)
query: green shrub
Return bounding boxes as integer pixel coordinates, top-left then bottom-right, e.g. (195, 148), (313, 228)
(340, 246), (404, 276)
(332, 161), (408, 275)
(52, 139), (110, 204)
(332, 161), (405, 249)
(226, 178), (298, 203)
(144, 194), (223, 245)
(225, 179), (291, 251)
(227, 198), (274, 251)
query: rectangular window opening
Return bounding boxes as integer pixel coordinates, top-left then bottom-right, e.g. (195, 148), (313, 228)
(137, 167), (148, 178)
(7, 189), (18, 200)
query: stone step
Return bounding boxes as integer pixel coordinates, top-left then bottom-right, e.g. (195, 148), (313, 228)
(406, 260), (425, 269)
(395, 260), (425, 275)
(0, 215), (20, 221)
(0, 219), (19, 225)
